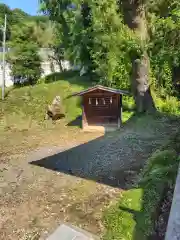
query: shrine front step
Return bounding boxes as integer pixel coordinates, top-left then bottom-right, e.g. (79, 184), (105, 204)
(83, 124), (120, 132)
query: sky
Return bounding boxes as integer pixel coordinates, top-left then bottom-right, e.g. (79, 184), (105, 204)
(1, 0), (39, 15)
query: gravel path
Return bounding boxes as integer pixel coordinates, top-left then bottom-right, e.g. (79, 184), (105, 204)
(30, 115), (178, 189)
(0, 115), (178, 239)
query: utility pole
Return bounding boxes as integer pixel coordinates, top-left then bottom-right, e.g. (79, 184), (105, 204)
(1, 14), (7, 100)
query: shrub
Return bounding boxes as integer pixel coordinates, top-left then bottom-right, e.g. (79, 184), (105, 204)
(155, 95), (180, 115)
(103, 145), (180, 240)
(140, 149), (178, 186)
(122, 96), (135, 111)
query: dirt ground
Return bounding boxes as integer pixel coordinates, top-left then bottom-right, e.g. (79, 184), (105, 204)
(0, 115), (178, 240)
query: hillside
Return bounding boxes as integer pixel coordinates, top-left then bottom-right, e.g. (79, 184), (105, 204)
(0, 71), (134, 135)
(0, 3), (49, 45)
(0, 72), (89, 131)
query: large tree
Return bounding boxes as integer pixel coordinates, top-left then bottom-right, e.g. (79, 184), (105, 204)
(40, 0), (94, 71)
(120, 0), (156, 112)
(8, 23), (42, 85)
(90, 0), (141, 89)
(0, 3), (50, 44)
(40, 0), (155, 112)
(40, 0), (180, 111)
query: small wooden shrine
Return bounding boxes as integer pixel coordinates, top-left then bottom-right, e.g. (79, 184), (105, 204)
(71, 85), (129, 130)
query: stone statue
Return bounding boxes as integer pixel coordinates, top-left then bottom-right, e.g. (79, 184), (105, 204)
(45, 96), (65, 121)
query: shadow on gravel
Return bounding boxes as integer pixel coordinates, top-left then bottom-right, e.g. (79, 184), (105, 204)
(29, 135), (138, 189)
(30, 114), (142, 190)
(30, 113), (178, 190)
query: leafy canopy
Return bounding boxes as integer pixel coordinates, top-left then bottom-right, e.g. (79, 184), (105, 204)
(8, 23), (42, 84)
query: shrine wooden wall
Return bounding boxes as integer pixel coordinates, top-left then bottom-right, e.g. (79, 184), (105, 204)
(82, 89), (122, 126)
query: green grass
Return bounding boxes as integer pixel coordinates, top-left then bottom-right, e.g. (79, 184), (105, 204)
(122, 111), (134, 123)
(0, 72), (91, 131)
(0, 71), (134, 131)
(103, 146), (179, 240)
(104, 186), (164, 240)
(104, 188), (143, 240)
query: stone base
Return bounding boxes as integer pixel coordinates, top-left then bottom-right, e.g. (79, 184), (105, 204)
(47, 224), (99, 240)
(83, 124), (120, 133)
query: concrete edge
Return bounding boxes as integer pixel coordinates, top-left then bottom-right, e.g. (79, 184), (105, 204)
(47, 223), (100, 240)
(165, 163), (180, 240)
(64, 224), (100, 240)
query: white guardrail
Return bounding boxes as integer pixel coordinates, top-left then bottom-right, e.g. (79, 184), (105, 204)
(165, 164), (180, 240)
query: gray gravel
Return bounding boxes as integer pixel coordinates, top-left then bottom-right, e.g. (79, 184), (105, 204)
(30, 116), (177, 188)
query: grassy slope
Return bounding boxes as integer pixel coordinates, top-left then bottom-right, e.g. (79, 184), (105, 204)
(0, 72), (134, 132)
(0, 72), (90, 131)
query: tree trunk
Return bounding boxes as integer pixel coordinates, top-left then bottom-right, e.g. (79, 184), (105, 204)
(59, 60), (64, 72)
(121, 0), (156, 113)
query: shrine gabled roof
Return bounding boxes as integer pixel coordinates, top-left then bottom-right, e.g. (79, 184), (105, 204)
(71, 85), (129, 97)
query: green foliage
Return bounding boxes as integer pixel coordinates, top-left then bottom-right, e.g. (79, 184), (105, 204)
(104, 146), (180, 240)
(104, 184), (164, 240)
(149, 7), (180, 95)
(147, 0), (180, 16)
(39, 0), (180, 99)
(123, 96), (135, 111)
(0, 4), (12, 43)
(140, 149), (178, 185)
(122, 96), (135, 122)
(40, 0), (73, 55)
(7, 23), (42, 85)
(40, 0), (143, 89)
(90, 0), (142, 88)
(2, 1), (180, 107)
(0, 3), (51, 46)
(104, 189), (143, 240)
(154, 95), (180, 115)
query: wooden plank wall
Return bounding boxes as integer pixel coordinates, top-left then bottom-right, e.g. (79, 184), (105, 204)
(82, 89), (121, 125)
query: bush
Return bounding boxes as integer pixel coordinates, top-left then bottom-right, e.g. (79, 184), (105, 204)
(155, 95), (180, 115)
(103, 144), (180, 240)
(140, 149), (178, 186)
(122, 96), (135, 111)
